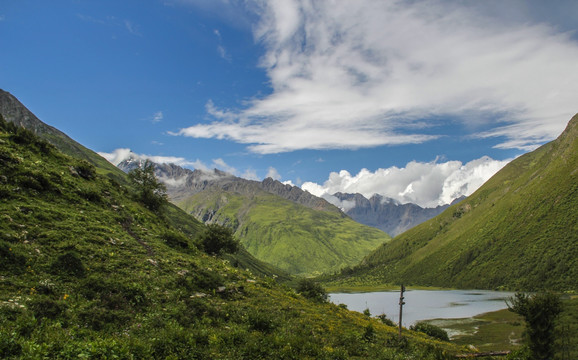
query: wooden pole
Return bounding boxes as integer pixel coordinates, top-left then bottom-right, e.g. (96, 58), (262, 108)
(398, 284), (405, 339)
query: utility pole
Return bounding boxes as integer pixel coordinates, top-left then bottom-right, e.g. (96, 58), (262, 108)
(398, 284), (405, 340)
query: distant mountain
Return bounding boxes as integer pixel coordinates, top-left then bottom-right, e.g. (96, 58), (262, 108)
(332, 192), (460, 236)
(329, 114), (578, 291)
(118, 159), (390, 276)
(0, 89), (127, 184)
(119, 159), (341, 213)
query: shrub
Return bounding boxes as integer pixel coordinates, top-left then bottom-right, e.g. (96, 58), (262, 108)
(247, 309), (277, 333)
(362, 323), (376, 343)
(296, 278), (328, 303)
(0, 241), (27, 272)
(190, 268), (225, 291)
(0, 332), (22, 358)
(197, 224), (239, 256)
(73, 161), (96, 180)
(507, 292), (562, 360)
(78, 307), (132, 331)
(80, 277), (148, 310)
(162, 230), (190, 250)
(50, 252), (86, 278)
(28, 297), (67, 320)
(377, 313), (396, 327)
(128, 160), (167, 212)
(410, 321), (449, 341)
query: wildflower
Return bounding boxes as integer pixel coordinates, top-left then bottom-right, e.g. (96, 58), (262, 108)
(63, 294), (69, 300)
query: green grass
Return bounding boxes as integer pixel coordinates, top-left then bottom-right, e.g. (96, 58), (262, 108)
(0, 118), (466, 359)
(426, 309), (524, 352)
(179, 188), (391, 276)
(327, 114), (578, 292)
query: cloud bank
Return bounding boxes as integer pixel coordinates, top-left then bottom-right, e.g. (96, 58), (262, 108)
(173, 0), (578, 154)
(98, 148), (236, 175)
(301, 156), (511, 208)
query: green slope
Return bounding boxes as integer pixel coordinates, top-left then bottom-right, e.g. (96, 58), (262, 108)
(178, 189), (391, 276)
(0, 90), (292, 281)
(330, 114), (578, 292)
(0, 89), (128, 184)
(0, 109), (464, 358)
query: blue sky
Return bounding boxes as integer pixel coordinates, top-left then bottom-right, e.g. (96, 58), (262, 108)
(1, 0), (577, 207)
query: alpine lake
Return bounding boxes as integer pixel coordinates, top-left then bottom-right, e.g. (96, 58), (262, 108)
(329, 289), (525, 351)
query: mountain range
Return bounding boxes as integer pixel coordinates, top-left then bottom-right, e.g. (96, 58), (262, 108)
(118, 159), (391, 276)
(332, 192), (461, 237)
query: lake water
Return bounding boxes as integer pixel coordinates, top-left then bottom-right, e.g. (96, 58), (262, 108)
(329, 289), (515, 326)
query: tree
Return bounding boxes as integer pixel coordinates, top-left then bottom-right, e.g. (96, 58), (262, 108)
(507, 292), (562, 360)
(296, 278), (328, 303)
(197, 224), (239, 256)
(128, 160), (167, 212)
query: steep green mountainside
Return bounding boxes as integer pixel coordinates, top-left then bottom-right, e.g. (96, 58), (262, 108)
(0, 114), (463, 358)
(0, 90), (287, 279)
(118, 159), (391, 276)
(329, 114), (578, 292)
(178, 188), (391, 276)
(0, 89), (127, 184)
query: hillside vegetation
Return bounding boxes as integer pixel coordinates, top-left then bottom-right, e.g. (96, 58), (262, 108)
(0, 90), (128, 184)
(327, 114), (578, 292)
(178, 188), (391, 276)
(0, 115), (465, 358)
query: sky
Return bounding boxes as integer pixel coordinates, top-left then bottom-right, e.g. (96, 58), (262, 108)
(1, 0), (577, 208)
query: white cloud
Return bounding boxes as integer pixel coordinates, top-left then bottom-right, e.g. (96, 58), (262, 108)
(301, 156), (511, 208)
(99, 148), (133, 165)
(241, 168), (260, 181)
(172, 0), (578, 154)
(212, 158), (237, 174)
(124, 20), (141, 36)
(152, 111), (163, 123)
(265, 166), (282, 180)
(213, 28), (231, 61)
(157, 174), (188, 188)
(98, 148), (199, 168)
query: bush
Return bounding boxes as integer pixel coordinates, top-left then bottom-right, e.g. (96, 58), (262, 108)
(247, 309), (277, 333)
(362, 323), (376, 343)
(197, 224), (239, 256)
(80, 277), (148, 310)
(410, 321), (449, 341)
(377, 313), (396, 327)
(296, 278), (328, 303)
(507, 292), (562, 360)
(0, 241), (27, 272)
(78, 307), (132, 331)
(50, 252), (86, 278)
(0, 332), (22, 358)
(28, 297), (67, 320)
(128, 160), (167, 212)
(162, 230), (190, 250)
(73, 161), (96, 180)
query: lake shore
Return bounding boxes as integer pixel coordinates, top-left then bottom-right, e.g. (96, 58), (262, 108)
(424, 308), (524, 352)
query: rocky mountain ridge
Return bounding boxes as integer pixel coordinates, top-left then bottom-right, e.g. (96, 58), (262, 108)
(118, 159), (343, 215)
(333, 192), (461, 236)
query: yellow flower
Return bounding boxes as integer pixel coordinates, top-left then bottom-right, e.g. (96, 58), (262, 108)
(63, 294), (69, 300)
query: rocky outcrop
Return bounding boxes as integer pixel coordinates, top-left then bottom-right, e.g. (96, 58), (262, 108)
(333, 192), (461, 236)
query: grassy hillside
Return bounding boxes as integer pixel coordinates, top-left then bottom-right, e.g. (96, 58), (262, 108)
(0, 89), (128, 184)
(327, 114), (577, 292)
(178, 189), (391, 276)
(0, 115), (467, 358)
